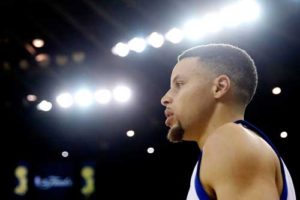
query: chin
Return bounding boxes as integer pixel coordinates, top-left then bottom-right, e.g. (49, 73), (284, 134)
(167, 122), (184, 143)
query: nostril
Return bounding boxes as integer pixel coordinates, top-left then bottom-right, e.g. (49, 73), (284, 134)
(161, 97), (170, 106)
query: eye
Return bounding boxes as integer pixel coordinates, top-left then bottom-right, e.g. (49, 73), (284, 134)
(175, 81), (184, 88)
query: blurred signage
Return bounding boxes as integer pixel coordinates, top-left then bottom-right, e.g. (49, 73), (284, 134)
(34, 175), (73, 190)
(13, 161), (95, 199)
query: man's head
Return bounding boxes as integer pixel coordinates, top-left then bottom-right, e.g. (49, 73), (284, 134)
(161, 44), (258, 143)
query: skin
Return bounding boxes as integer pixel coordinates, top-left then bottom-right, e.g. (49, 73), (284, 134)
(161, 57), (283, 199)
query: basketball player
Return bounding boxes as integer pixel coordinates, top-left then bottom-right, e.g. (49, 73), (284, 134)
(161, 44), (296, 199)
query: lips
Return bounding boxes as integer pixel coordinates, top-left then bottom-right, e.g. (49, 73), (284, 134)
(164, 109), (174, 127)
(165, 116), (174, 127)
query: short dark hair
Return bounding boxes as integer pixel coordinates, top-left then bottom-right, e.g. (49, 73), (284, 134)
(178, 44), (258, 106)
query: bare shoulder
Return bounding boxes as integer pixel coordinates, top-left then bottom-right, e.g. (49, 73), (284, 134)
(200, 122), (281, 199)
(202, 122), (277, 163)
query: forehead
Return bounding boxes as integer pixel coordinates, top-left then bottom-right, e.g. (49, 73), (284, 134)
(171, 57), (205, 80)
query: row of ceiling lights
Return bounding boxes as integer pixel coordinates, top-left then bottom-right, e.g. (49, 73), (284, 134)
(112, 0), (261, 57)
(27, 85), (132, 112)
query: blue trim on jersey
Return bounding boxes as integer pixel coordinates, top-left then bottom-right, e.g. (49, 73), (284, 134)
(193, 120), (288, 200)
(194, 152), (211, 200)
(235, 120), (288, 200)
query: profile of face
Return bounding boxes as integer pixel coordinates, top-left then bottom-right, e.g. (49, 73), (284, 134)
(161, 57), (216, 143)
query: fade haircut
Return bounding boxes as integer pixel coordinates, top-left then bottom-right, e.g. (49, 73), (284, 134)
(178, 44), (258, 106)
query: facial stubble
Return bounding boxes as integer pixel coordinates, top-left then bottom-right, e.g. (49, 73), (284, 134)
(167, 121), (184, 143)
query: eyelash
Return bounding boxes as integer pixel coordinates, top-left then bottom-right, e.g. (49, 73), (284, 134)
(175, 82), (184, 88)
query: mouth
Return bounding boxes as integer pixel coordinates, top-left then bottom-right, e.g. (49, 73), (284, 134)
(164, 109), (174, 127)
(165, 116), (174, 127)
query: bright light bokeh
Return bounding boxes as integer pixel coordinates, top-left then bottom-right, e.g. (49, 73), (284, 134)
(62, 151), (69, 158)
(147, 32), (164, 48)
(35, 53), (49, 63)
(94, 89), (112, 104)
(19, 59), (29, 70)
(32, 38), (45, 48)
(27, 94), (37, 102)
(37, 100), (52, 112)
(147, 147), (155, 154)
(200, 12), (223, 34)
(183, 19), (206, 41)
(272, 87), (281, 95)
(56, 55), (69, 66)
(128, 37), (147, 53)
(219, 5), (243, 28)
(165, 28), (184, 44)
(74, 89), (93, 107)
(126, 130), (135, 137)
(237, 0), (261, 22)
(113, 86), (132, 103)
(219, 0), (260, 28)
(280, 131), (288, 139)
(112, 42), (130, 57)
(72, 51), (85, 63)
(112, 0), (261, 57)
(56, 92), (74, 108)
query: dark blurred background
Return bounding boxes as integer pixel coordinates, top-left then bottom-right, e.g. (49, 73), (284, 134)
(0, 0), (299, 199)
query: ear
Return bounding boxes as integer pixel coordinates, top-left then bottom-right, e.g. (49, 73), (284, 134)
(212, 75), (231, 99)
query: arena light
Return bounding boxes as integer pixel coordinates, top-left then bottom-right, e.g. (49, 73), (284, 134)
(72, 51), (85, 63)
(126, 130), (135, 137)
(112, 42), (130, 57)
(24, 43), (36, 55)
(165, 28), (184, 44)
(272, 87), (281, 95)
(219, 0), (260, 28)
(74, 89), (94, 107)
(62, 151), (69, 158)
(94, 89), (112, 104)
(111, 0), (261, 57)
(37, 100), (52, 112)
(56, 92), (74, 108)
(128, 37), (147, 53)
(35, 53), (50, 68)
(32, 38), (45, 48)
(219, 5), (243, 28)
(237, 0), (261, 22)
(27, 94), (37, 102)
(113, 85), (132, 103)
(35, 53), (49, 62)
(200, 13), (223, 34)
(19, 59), (29, 70)
(280, 131), (288, 139)
(55, 55), (69, 66)
(183, 19), (206, 41)
(146, 32), (165, 48)
(147, 147), (155, 154)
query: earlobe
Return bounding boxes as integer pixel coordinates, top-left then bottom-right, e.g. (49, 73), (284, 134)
(213, 75), (230, 99)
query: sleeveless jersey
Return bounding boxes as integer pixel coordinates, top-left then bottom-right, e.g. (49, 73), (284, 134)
(186, 120), (296, 200)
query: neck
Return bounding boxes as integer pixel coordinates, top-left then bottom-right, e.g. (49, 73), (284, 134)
(196, 103), (245, 150)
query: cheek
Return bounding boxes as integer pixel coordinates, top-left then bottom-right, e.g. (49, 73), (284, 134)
(176, 88), (213, 123)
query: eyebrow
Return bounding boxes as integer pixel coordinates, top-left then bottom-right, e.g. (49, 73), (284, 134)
(172, 75), (179, 82)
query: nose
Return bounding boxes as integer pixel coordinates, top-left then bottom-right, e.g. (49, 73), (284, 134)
(161, 90), (172, 106)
